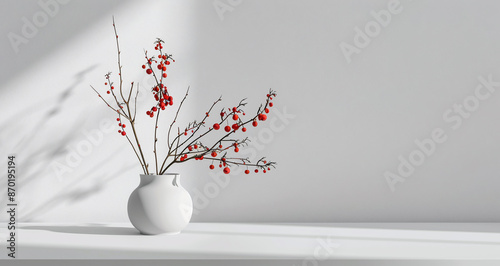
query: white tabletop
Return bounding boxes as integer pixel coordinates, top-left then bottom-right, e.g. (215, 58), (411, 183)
(2, 223), (500, 259)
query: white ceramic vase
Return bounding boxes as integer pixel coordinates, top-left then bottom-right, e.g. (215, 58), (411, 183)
(127, 173), (193, 235)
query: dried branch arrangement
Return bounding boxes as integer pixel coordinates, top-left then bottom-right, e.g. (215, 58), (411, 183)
(91, 18), (277, 175)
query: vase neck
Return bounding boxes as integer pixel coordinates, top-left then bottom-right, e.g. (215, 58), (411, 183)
(139, 174), (181, 187)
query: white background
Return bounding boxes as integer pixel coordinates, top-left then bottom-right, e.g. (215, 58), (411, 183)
(1, 0), (500, 223)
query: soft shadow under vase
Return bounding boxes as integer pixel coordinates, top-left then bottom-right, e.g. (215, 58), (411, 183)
(127, 173), (193, 235)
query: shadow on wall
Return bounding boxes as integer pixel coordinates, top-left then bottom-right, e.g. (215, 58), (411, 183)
(0, 66), (136, 222)
(21, 161), (136, 222)
(0, 0), (131, 89)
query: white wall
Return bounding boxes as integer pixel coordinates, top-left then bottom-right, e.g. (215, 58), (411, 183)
(1, 0), (500, 223)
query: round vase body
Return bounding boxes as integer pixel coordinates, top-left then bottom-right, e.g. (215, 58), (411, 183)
(127, 173), (193, 235)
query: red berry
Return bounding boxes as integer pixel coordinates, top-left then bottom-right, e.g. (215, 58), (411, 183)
(184, 131), (188, 136)
(222, 158), (226, 162)
(210, 165), (215, 170)
(213, 123), (220, 130)
(234, 147), (239, 152)
(122, 124), (126, 128)
(219, 145), (223, 148)
(107, 91), (110, 94)
(211, 151), (217, 157)
(146, 111), (151, 115)
(232, 107), (237, 112)
(269, 102), (273, 107)
(188, 146), (193, 151)
(252, 121), (258, 127)
(245, 170), (250, 174)
(166, 61), (171, 65)
(118, 130), (121, 133)
(265, 108), (269, 113)
(223, 167), (230, 174)
(116, 118), (120, 121)
(142, 65), (146, 69)
(194, 144), (198, 149)
(162, 73), (167, 78)
(219, 164), (222, 168)
(152, 107), (157, 112)
(162, 66), (167, 71)
(263, 170), (267, 173)
(105, 82), (108, 85)
(121, 131), (126, 136)
(146, 69), (153, 74)
(233, 114), (239, 120)
(157, 64), (162, 70)
(224, 125), (231, 132)
(242, 127), (247, 132)
(255, 169), (259, 173)
(111, 86), (114, 90)
(232, 123), (239, 131)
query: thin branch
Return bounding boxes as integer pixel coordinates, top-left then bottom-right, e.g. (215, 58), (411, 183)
(125, 133), (147, 174)
(133, 83), (140, 121)
(167, 86), (190, 150)
(112, 16), (126, 104)
(159, 86), (190, 173)
(154, 104), (161, 174)
(90, 85), (127, 117)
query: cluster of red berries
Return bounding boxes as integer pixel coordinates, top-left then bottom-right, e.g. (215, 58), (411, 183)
(116, 117), (126, 136)
(145, 84), (174, 118)
(208, 160), (272, 175)
(141, 40), (176, 118)
(251, 93), (274, 127)
(212, 106), (248, 133)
